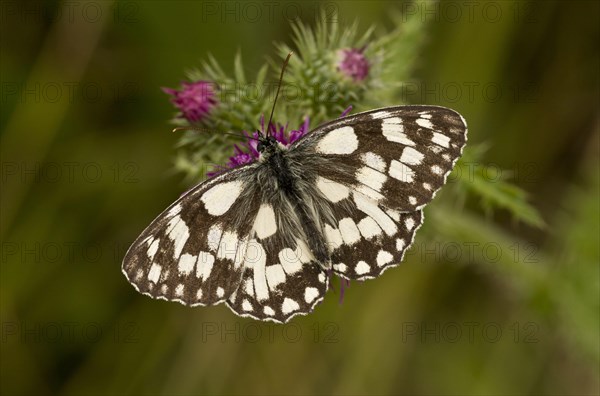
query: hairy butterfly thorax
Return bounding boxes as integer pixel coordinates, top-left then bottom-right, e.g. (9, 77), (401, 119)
(257, 134), (331, 268)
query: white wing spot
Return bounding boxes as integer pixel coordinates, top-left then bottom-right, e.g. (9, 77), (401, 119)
(216, 287), (225, 298)
(200, 180), (244, 216)
(423, 182), (432, 191)
(217, 230), (239, 261)
(266, 264), (286, 291)
(316, 176), (350, 203)
(355, 261), (371, 275)
(361, 152), (386, 172)
(377, 250), (394, 267)
(382, 120), (416, 146)
(386, 209), (400, 222)
(357, 217), (383, 239)
(196, 289), (203, 300)
(263, 306), (275, 316)
(282, 298), (300, 314)
(233, 236), (248, 269)
(371, 111), (391, 119)
(416, 118), (434, 129)
(430, 145), (443, 154)
(178, 253), (196, 276)
(250, 241), (269, 302)
(175, 284), (184, 296)
(252, 204), (277, 239)
(167, 203), (181, 217)
(405, 218), (415, 231)
(242, 299), (253, 311)
(419, 112), (432, 119)
(304, 287), (320, 304)
(432, 132), (451, 148)
(206, 224), (223, 251)
(409, 196), (417, 205)
(244, 278), (254, 296)
(339, 217), (361, 245)
(389, 160), (415, 183)
(353, 192), (398, 236)
(318, 273), (326, 283)
(196, 251), (215, 280)
(166, 216), (190, 258)
(324, 224), (343, 252)
(333, 263), (347, 273)
(396, 238), (406, 251)
(400, 147), (425, 166)
(354, 184), (385, 202)
(160, 284), (168, 294)
(147, 239), (160, 260)
(295, 239), (314, 264)
(147, 263), (161, 284)
(356, 166), (387, 192)
(431, 165), (443, 175)
(316, 126), (358, 155)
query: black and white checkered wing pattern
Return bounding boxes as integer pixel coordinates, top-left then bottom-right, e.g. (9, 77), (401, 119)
(123, 104), (466, 320)
(291, 105), (467, 212)
(288, 105), (467, 280)
(321, 200), (424, 280)
(226, 236), (328, 323)
(122, 163), (329, 323)
(122, 166), (259, 306)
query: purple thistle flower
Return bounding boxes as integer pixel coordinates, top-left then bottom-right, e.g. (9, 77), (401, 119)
(206, 117), (310, 179)
(207, 108), (353, 179)
(162, 81), (217, 123)
(337, 48), (370, 82)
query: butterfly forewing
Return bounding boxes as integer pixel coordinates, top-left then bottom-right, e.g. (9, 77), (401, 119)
(226, 236), (328, 323)
(122, 165), (259, 306)
(291, 105), (467, 212)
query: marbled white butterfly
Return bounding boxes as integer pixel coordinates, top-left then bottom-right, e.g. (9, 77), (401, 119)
(122, 103), (467, 323)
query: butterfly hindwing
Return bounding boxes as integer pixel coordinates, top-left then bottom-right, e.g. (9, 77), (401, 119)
(226, 236), (328, 323)
(321, 192), (424, 280)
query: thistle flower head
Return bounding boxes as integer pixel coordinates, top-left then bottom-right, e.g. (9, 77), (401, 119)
(337, 47), (370, 82)
(162, 81), (217, 123)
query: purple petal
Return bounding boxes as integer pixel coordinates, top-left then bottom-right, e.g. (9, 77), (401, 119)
(341, 105), (353, 117)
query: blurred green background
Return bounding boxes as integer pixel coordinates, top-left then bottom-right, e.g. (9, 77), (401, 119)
(1, 1), (599, 395)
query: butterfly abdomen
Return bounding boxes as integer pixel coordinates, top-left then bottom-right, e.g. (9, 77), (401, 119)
(267, 149), (296, 195)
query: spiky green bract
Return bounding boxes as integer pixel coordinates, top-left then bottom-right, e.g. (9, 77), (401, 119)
(171, 52), (269, 182)
(275, 17), (376, 123)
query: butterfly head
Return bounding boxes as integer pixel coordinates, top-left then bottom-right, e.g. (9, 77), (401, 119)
(257, 135), (278, 154)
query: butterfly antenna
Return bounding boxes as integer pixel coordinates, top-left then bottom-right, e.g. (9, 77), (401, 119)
(172, 126), (261, 142)
(266, 51), (293, 137)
